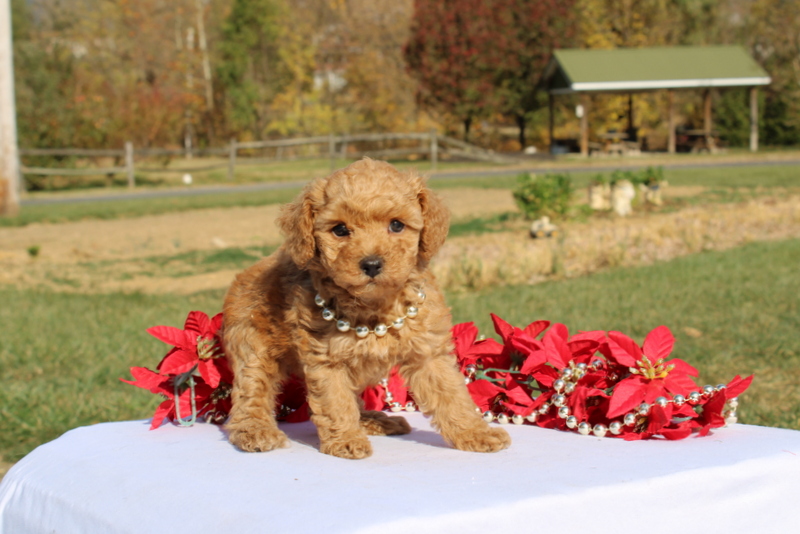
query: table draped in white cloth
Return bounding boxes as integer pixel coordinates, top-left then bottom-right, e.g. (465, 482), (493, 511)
(1, 413), (799, 534)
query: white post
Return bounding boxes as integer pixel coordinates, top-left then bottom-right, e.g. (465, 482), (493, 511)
(125, 141), (135, 188)
(429, 129), (438, 171)
(0, 0), (20, 216)
(227, 138), (237, 181)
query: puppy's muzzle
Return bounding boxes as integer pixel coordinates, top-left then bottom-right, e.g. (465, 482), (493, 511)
(359, 255), (383, 278)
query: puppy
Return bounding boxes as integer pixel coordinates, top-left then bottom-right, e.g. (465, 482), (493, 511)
(223, 158), (510, 459)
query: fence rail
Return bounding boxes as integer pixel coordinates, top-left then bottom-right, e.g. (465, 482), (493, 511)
(19, 131), (521, 189)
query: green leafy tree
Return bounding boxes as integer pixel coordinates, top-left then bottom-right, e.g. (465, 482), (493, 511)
(216, 0), (292, 138)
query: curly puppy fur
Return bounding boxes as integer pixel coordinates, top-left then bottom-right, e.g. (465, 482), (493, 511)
(223, 158), (510, 459)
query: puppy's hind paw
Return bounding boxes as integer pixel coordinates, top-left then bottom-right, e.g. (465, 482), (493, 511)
(228, 424), (290, 453)
(360, 411), (412, 436)
(451, 426), (511, 453)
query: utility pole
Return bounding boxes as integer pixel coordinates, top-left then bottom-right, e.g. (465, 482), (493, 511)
(0, 0), (20, 216)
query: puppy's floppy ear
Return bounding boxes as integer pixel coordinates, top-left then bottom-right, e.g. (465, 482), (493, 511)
(415, 175), (450, 263)
(276, 180), (320, 268)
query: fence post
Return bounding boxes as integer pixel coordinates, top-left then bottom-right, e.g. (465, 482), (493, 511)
(125, 141), (135, 188)
(429, 129), (438, 171)
(328, 133), (336, 172)
(228, 138), (237, 181)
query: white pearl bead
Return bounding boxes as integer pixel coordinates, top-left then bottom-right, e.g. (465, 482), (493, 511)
(593, 424), (608, 438)
(725, 415), (738, 425)
(392, 317), (405, 329)
(637, 403), (651, 415)
(390, 402), (403, 412)
(417, 290), (426, 302)
(525, 412), (538, 423)
(673, 394), (686, 406)
(374, 324), (388, 337)
(496, 413), (509, 424)
(405, 402), (416, 412)
(566, 416), (578, 429)
(538, 403), (550, 414)
(655, 396), (668, 408)
(314, 294), (325, 307)
(553, 379), (566, 392)
(557, 406), (570, 418)
(406, 306), (419, 318)
(336, 319), (350, 332)
(355, 326), (369, 338)
(609, 421), (622, 435)
(703, 385), (715, 396)
(511, 414), (524, 425)
(564, 382), (576, 394)
(623, 413), (636, 426)
(321, 308), (335, 321)
(552, 394), (566, 407)
(688, 391), (701, 403)
(577, 422), (591, 435)
(483, 411), (494, 422)
(727, 397), (739, 409)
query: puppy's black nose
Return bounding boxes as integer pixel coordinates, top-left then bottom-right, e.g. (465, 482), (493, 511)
(360, 256), (383, 278)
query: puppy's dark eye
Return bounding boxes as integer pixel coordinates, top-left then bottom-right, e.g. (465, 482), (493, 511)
(389, 220), (405, 233)
(332, 224), (350, 237)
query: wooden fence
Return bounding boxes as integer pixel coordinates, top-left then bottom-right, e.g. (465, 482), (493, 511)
(19, 132), (520, 189)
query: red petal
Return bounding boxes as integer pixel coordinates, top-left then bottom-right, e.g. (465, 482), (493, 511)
(467, 380), (504, 411)
(607, 332), (642, 366)
(666, 358), (699, 377)
(522, 320), (550, 339)
(184, 311), (211, 335)
(519, 349), (548, 374)
(570, 330), (606, 343)
(210, 313), (224, 336)
(150, 399), (175, 430)
(661, 423), (693, 440)
(158, 349), (199, 375)
(147, 325), (195, 350)
(726, 375), (754, 398)
(121, 367), (172, 396)
(490, 313), (514, 341)
(199, 360), (222, 389)
(642, 325), (674, 361)
(607, 377), (647, 418)
(451, 322), (479, 358)
(548, 323), (569, 341)
(543, 333), (570, 368)
(646, 404), (671, 434)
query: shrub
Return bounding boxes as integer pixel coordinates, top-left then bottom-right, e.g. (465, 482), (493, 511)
(512, 172), (573, 220)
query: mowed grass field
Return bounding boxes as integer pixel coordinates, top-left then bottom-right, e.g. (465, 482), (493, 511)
(1, 238), (798, 464)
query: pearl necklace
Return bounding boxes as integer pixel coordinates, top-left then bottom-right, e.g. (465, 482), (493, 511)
(314, 289), (426, 338)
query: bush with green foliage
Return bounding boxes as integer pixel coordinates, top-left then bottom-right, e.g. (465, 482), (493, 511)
(512, 173), (574, 220)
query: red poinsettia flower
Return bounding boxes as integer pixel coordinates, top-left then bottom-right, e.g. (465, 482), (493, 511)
(148, 311), (228, 388)
(606, 326), (699, 418)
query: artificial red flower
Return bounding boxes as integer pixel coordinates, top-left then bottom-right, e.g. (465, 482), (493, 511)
(606, 326), (699, 418)
(149, 311), (228, 388)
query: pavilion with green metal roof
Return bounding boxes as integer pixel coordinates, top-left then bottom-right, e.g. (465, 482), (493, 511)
(542, 46), (771, 155)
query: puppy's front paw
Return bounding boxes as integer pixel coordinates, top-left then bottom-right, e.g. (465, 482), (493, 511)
(451, 426), (511, 453)
(320, 435), (373, 459)
(228, 423), (290, 453)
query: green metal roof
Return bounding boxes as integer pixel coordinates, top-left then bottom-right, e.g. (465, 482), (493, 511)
(546, 46), (770, 94)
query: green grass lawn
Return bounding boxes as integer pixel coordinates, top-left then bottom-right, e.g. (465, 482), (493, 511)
(2, 237), (798, 463)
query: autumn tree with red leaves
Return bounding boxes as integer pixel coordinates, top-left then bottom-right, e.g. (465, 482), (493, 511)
(404, 0), (577, 147)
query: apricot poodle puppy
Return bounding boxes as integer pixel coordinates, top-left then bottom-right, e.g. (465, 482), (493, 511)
(223, 158), (510, 459)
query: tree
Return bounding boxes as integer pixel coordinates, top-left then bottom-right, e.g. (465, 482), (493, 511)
(404, 0), (497, 140)
(487, 0), (578, 148)
(216, 0), (292, 139)
(405, 0), (578, 146)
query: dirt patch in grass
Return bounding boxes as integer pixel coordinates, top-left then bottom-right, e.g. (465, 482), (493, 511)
(2, 186), (798, 294)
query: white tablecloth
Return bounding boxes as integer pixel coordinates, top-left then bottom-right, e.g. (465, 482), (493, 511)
(1, 413), (799, 533)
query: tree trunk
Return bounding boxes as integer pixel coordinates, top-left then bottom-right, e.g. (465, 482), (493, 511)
(516, 114), (527, 150)
(463, 116), (472, 142)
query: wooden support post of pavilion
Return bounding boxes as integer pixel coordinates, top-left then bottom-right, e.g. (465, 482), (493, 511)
(668, 90), (676, 154)
(580, 94), (589, 157)
(750, 87), (759, 152)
